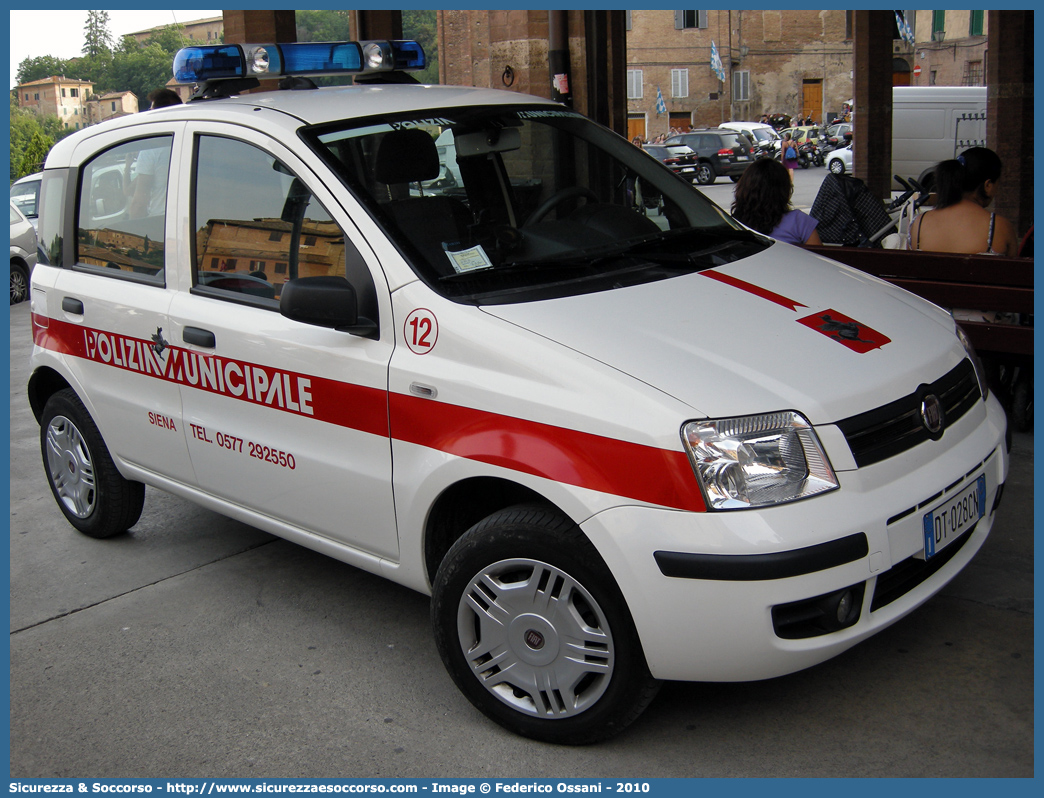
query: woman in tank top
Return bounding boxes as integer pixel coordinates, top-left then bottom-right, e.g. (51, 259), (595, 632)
(909, 147), (1017, 257)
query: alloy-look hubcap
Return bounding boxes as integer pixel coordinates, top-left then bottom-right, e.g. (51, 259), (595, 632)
(456, 558), (614, 718)
(45, 415), (97, 519)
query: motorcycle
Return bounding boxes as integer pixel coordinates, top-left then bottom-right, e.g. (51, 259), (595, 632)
(799, 140), (823, 167)
(754, 140), (777, 160)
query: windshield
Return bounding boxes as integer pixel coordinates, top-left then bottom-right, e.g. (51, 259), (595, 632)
(304, 105), (766, 304)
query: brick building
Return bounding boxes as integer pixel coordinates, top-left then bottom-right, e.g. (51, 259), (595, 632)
(16, 75), (94, 130)
(127, 15), (224, 46)
(86, 91), (139, 124)
(907, 10), (988, 87)
(625, 10), (853, 142)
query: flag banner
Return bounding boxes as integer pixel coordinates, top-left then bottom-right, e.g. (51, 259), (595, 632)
(710, 40), (726, 82)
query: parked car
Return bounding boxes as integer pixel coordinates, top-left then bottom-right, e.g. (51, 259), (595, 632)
(641, 143), (698, 181)
(822, 122), (853, 151)
(28, 37), (1008, 745)
(664, 128), (753, 184)
(10, 171), (42, 230)
(827, 144), (854, 175)
(778, 126), (823, 148)
(718, 121), (780, 147)
(10, 200), (37, 304)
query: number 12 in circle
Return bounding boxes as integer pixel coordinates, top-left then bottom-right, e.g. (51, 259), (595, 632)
(405, 309), (439, 355)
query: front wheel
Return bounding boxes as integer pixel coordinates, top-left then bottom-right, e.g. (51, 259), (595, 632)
(40, 389), (145, 538)
(829, 158), (845, 175)
(431, 505), (660, 744)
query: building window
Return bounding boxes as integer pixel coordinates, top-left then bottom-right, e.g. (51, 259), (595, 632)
(969, 10), (984, 36)
(269, 230), (284, 242)
(670, 69), (689, 99)
(112, 101), (117, 112)
(62, 88), (67, 97)
(964, 60), (984, 86)
(732, 70), (750, 102)
(627, 69), (643, 100)
(931, 11), (946, 41)
(675, 11), (708, 30)
(34, 93), (39, 101)
(70, 88), (78, 97)
(625, 11), (631, 31)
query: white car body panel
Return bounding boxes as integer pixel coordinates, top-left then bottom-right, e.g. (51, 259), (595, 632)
(29, 77), (1008, 690)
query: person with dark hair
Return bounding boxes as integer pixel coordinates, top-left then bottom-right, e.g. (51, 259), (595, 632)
(147, 88), (183, 110)
(909, 146), (1017, 256)
(780, 131), (799, 182)
(731, 157), (821, 245)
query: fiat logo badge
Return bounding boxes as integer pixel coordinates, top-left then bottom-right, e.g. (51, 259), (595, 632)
(921, 394), (944, 435)
(524, 629), (545, 650)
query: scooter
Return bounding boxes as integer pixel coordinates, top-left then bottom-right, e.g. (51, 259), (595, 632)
(799, 140), (823, 167)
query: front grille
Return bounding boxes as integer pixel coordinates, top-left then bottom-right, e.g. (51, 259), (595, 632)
(836, 359), (981, 467)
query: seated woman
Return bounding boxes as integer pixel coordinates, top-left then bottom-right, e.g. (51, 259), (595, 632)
(730, 158), (821, 245)
(909, 146), (1017, 257)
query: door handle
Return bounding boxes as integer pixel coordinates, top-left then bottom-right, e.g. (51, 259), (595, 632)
(183, 326), (216, 348)
(61, 297), (84, 314)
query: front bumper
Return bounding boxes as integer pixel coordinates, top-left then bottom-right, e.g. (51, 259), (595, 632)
(580, 392), (1008, 682)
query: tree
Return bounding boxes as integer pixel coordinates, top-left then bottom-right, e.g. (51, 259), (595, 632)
(19, 131), (54, 178)
(83, 10), (114, 57)
(15, 55), (71, 86)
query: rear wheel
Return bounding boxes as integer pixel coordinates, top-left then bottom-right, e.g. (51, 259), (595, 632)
(40, 389), (145, 538)
(10, 260), (28, 304)
(694, 162), (716, 185)
(829, 158), (845, 175)
(431, 505), (660, 744)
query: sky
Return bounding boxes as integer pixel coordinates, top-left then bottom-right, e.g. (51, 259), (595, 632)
(9, 9), (221, 88)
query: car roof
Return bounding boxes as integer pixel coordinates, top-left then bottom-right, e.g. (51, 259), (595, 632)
(11, 172), (42, 186)
(45, 83), (558, 168)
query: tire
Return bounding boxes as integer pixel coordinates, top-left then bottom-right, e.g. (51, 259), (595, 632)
(828, 158), (845, 175)
(431, 505), (660, 744)
(1010, 371), (1033, 432)
(10, 260), (28, 305)
(40, 388), (145, 538)
(730, 175), (742, 183)
(694, 162), (716, 185)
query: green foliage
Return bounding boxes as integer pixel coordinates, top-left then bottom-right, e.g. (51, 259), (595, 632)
(19, 131), (54, 178)
(16, 55), (71, 87)
(83, 10), (114, 57)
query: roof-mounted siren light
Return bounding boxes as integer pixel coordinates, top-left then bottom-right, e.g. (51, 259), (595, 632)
(172, 40), (426, 84)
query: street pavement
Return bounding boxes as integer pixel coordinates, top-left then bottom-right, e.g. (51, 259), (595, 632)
(7, 289), (1034, 778)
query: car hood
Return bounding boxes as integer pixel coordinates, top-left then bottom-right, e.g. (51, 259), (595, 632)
(480, 243), (962, 424)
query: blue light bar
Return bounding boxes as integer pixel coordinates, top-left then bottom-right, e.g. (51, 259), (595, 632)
(172, 40), (426, 84)
(174, 45), (244, 82)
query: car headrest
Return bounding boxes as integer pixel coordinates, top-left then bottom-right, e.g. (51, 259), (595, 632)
(374, 128), (440, 185)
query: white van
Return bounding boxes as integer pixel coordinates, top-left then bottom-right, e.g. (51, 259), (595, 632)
(892, 86), (987, 188)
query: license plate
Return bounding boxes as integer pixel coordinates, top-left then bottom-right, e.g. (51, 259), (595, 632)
(736, 155), (750, 161)
(681, 167), (695, 172)
(920, 475), (986, 559)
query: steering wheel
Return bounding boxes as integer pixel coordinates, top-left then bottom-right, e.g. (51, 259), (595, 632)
(523, 186), (600, 227)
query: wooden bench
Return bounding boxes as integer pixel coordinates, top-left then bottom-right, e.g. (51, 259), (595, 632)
(804, 245), (1033, 364)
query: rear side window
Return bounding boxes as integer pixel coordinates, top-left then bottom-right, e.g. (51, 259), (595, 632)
(192, 135), (351, 306)
(76, 137), (171, 284)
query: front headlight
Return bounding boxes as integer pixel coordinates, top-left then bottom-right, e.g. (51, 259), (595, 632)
(682, 411), (839, 510)
(955, 324), (989, 400)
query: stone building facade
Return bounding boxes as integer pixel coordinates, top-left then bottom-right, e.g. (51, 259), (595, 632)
(16, 75), (95, 130)
(624, 10), (854, 142)
(907, 10), (989, 88)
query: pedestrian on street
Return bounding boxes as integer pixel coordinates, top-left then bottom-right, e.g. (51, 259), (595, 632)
(781, 132), (799, 182)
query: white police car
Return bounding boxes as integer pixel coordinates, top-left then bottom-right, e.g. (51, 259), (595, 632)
(28, 40), (1008, 744)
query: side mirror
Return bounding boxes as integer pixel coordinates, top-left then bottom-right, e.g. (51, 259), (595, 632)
(279, 276), (378, 339)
